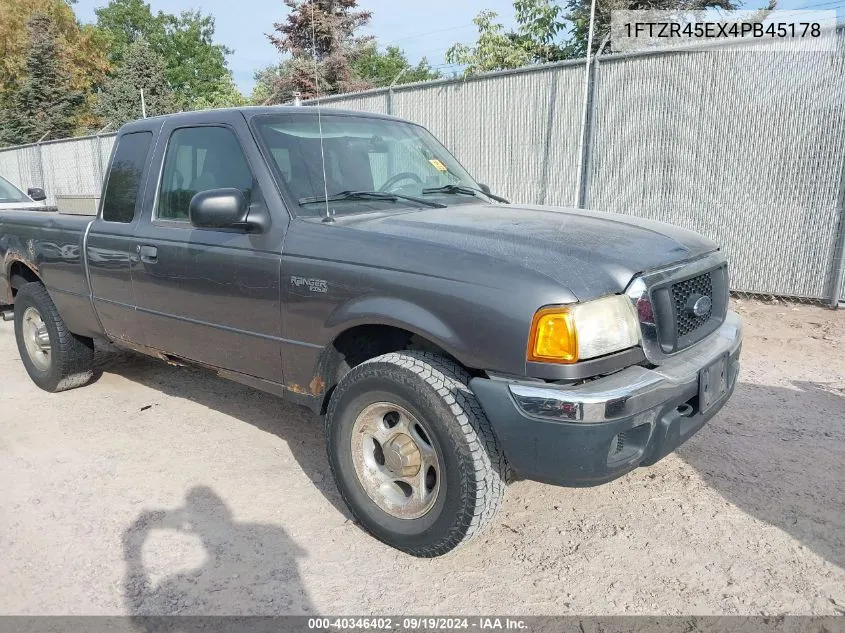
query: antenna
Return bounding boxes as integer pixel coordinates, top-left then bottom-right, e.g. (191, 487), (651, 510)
(311, 1), (332, 223)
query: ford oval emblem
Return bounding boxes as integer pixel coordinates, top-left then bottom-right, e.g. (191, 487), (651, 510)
(692, 295), (712, 318)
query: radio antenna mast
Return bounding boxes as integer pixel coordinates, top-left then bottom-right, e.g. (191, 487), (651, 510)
(311, 1), (332, 223)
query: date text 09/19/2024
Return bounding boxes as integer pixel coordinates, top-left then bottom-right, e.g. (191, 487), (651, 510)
(307, 617), (528, 630)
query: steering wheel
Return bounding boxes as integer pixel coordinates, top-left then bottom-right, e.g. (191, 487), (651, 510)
(379, 172), (423, 193)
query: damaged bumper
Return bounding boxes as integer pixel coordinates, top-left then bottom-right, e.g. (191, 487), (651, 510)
(470, 311), (743, 486)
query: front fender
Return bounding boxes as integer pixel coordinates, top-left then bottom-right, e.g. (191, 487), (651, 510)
(324, 295), (469, 364)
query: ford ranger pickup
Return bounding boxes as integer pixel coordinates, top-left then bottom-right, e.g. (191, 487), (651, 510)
(0, 107), (742, 557)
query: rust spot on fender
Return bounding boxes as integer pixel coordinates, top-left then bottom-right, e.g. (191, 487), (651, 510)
(5, 250), (40, 275)
(310, 375), (326, 396)
(287, 383), (309, 395)
(3, 250), (41, 303)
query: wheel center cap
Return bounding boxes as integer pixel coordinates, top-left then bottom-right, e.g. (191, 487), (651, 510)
(384, 433), (421, 477)
(35, 326), (50, 350)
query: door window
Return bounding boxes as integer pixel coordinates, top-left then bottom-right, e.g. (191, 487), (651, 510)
(157, 126), (257, 222)
(102, 131), (153, 223)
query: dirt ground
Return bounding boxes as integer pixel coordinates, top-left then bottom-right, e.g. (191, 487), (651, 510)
(0, 299), (843, 616)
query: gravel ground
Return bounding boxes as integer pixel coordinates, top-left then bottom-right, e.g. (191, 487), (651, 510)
(1, 299), (843, 616)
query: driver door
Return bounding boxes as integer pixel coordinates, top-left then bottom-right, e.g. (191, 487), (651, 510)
(130, 113), (288, 382)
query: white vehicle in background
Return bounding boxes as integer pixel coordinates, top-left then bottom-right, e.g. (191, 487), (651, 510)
(0, 175), (48, 211)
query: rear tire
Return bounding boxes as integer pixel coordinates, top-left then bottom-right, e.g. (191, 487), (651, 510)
(14, 282), (95, 393)
(325, 351), (506, 557)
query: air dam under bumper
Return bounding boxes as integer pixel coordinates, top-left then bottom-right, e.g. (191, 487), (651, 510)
(470, 311), (742, 487)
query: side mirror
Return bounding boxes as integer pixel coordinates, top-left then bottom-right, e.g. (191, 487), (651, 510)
(27, 187), (47, 202)
(478, 183), (492, 195)
(189, 188), (248, 229)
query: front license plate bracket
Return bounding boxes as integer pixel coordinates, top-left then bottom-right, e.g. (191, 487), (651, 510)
(699, 353), (729, 414)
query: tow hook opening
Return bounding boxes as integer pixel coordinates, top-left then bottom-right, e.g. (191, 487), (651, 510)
(676, 402), (695, 417)
(607, 421), (652, 465)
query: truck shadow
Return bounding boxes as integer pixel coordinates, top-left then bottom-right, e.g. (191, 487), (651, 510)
(93, 345), (353, 523)
(123, 486), (314, 619)
(677, 380), (845, 571)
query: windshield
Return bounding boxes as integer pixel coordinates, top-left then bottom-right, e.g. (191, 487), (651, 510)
(0, 176), (29, 203)
(255, 113), (482, 216)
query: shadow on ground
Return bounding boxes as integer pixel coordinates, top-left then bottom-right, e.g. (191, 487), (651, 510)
(94, 345), (351, 521)
(679, 380), (845, 571)
(123, 486), (313, 620)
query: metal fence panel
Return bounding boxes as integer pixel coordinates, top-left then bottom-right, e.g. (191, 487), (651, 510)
(0, 133), (115, 207)
(41, 137), (102, 205)
(0, 147), (24, 191)
(314, 91), (390, 115)
(393, 66), (585, 205)
(840, 260), (845, 302)
(588, 35), (845, 301)
(0, 144), (41, 196)
(96, 134), (116, 190)
(1, 41), (843, 303)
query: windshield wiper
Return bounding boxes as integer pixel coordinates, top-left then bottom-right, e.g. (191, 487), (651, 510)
(298, 190), (446, 209)
(422, 184), (510, 204)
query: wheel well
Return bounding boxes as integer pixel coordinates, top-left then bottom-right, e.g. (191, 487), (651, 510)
(317, 325), (464, 414)
(8, 262), (40, 296)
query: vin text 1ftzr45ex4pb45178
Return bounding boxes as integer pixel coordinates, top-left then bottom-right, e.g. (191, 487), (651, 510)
(0, 107), (741, 557)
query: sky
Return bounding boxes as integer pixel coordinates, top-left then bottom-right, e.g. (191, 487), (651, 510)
(71, 0), (829, 95)
(71, 0), (520, 95)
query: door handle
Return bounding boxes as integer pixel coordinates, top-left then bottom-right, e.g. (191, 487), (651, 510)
(138, 245), (158, 263)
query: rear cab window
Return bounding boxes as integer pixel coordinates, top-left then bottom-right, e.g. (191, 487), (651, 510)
(101, 132), (154, 223)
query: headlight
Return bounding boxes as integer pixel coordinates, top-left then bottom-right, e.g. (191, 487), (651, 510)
(527, 295), (641, 364)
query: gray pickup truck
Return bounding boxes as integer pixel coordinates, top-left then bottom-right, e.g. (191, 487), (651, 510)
(0, 107), (742, 556)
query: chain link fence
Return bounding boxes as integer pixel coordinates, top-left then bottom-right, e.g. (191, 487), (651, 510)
(585, 39), (845, 305)
(0, 134), (116, 212)
(0, 30), (843, 306)
(307, 30), (845, 307)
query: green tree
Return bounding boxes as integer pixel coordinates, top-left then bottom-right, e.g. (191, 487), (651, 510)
(510, 0), (568, 62)
(0, 0), (110, 134)
(447, 0), (571, 73)
(250, 63), (289, 104)
(92, 0), (161, 65)
(95, 0), (233, 109)
(266, 0), (374, 101)
(94, 37), (175, 128)
(563, 0), (745, 58)
(449, 0), (754, 72)
(445, 10), (533, 74)
(351, 45), (440, 87)
(190, 74), (247, 111)
(0, 13), (84, 145)
(158, 10), (234, 109)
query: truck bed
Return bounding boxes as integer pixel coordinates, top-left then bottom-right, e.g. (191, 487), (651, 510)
(0, 210), (93, 326)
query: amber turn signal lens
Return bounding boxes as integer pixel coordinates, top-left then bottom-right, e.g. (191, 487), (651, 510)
(527, 307), (578, 363)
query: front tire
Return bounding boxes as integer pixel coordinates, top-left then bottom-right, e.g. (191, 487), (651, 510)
(325, 351), (506, 557)
(14, 282), (95, 392)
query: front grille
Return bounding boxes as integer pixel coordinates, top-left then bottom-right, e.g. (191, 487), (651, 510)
(644, 263), (728, 355)
(671, 272), (713, 337)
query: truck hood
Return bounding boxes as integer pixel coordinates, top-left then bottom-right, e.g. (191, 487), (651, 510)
(341, 203), (718, 300)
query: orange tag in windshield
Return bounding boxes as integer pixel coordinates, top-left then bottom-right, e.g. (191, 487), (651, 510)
(428, 159), (448, 172)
